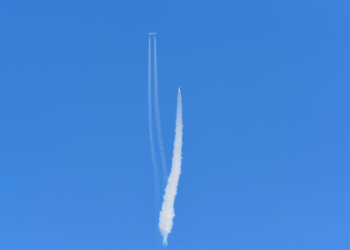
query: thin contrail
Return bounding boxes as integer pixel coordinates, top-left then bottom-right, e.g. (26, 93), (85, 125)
(153, 36), (168, 186)
(159, 88), (183, 245)
(148, 36), (159, 201)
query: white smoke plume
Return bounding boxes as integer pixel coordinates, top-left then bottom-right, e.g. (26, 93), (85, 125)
(148, 36), (159, 199)
(153, 36), (168, 186)
(159, 89), (183, 245)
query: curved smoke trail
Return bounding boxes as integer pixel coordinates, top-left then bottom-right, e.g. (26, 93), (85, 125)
(159, 89), (183, 245)
(148, 36), (159, 201)
(153, 36), (168, 186)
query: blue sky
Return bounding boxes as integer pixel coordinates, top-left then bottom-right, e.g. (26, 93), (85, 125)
(0, 0), (349, 249)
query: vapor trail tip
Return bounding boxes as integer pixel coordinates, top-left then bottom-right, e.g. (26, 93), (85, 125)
(178, 87), (180, 92)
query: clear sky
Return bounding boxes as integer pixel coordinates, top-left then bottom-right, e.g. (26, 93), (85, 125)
(0, 0), (349, 249)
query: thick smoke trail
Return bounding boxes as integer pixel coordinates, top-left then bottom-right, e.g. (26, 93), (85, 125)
(159, 89), (183, 245)
(153, 36), (168, 186)
(148, 36), (159, 199)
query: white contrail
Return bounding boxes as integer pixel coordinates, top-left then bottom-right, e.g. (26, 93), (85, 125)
(159, 89), (183, 245)
(148, 36), (159, 200)
(153, 36), (168, 186)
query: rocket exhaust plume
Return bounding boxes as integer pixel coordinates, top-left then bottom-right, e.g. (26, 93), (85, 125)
(153, 36), (168, 187)
(159, 89), (183, 245)
(148, 36), (159, 200)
